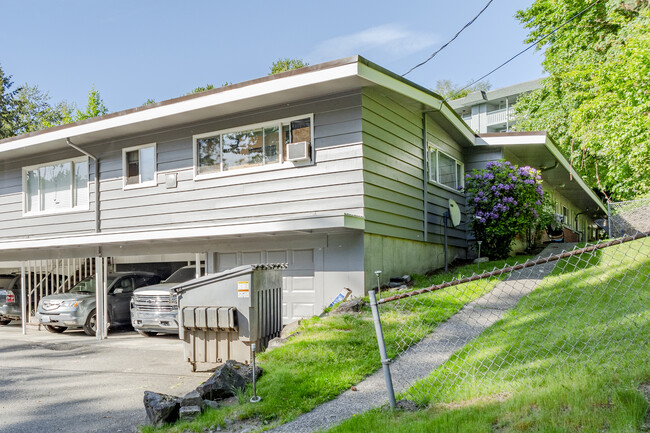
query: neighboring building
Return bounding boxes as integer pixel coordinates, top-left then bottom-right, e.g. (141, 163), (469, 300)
(0, 57), (603, 325)
(450, 79), (542, 133)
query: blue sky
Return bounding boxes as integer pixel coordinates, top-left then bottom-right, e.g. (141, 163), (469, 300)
(3, 0), (544, 113)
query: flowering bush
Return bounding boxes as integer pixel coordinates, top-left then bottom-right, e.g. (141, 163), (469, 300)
(462, 160), (545, 259)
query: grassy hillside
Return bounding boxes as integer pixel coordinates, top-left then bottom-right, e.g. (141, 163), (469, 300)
(328, 238), (650, 432)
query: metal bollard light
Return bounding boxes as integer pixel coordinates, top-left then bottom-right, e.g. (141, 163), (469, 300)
(369, 290), (396, 409)
(250, 343), (261, 403)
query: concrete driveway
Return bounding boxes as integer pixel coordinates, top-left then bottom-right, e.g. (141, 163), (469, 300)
(0, 322), (211, 433)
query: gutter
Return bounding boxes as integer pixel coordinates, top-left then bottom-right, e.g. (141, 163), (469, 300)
(66, 138), (100, 233)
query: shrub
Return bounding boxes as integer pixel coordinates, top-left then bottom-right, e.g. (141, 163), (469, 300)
(462, 160), (546, 259)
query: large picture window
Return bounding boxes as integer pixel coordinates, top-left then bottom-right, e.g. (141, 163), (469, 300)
(194, 115), (312, 176)
(23, 157), (89, 214)
(123, 143), (156, 187)
(428, 145), (464, 190)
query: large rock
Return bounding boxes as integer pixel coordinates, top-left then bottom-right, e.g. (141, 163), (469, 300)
(225, 359), (263, 383)
(179, 405), (201, 422)
(334, 298), (366, 313)
(181, 390), (203, 407)
(266, 337), (288, 351)
(280, 319), (302, 338)
(143, 391), (181, 426)
(196, 363), (247, 400)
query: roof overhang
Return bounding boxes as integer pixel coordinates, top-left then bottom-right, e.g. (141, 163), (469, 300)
(0, 214), (366, 261)
(477, 132), (607, 214)
(0, 56), (475, 161)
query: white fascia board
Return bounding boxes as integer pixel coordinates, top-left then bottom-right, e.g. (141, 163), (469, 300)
(357, 63), (475, 145)
(1, 63), (360, 154)
(476, 134), (548, 146)
(0, 215), (361, 252)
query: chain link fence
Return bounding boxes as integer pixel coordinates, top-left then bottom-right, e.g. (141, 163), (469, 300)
(607, 198), (650, 238)
(371, 232), (650, 406)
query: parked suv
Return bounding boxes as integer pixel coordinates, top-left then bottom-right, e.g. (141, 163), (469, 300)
(36, 272), (162, 336)
(131, 265), (202, 336)
(0, 274), (21, 325)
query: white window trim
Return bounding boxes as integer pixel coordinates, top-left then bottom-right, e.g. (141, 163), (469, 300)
(192, 113), (314, 181)
(427, 143), (464, 193)
(122, 143), (157, 190)
(22, 156), (90, 216)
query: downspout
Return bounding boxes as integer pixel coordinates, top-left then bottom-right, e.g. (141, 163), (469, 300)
(66, 138), (100, 233)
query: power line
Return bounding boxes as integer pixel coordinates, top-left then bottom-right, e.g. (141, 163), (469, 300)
(402, 0), (494, 77)
(449, 0), (602, 100)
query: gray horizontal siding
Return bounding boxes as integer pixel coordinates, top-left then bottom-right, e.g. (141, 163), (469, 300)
(464, 147), (503, 173)
(362, 88), (468, 247)
(0, 91), (365, 240)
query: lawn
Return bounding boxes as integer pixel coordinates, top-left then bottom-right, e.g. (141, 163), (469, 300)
(327, 237), (650, 432)
(142, 255), (535, 433)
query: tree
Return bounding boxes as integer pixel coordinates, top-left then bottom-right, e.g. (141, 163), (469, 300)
(75, 86), (108, 121)
(14, 85), (75, 133)
(434, 79), (491, 100)
(515, 1), (650, 200)
(462, 160), (548, 259)
(0, 64), (22, 139)
(269, 58), (309, 75)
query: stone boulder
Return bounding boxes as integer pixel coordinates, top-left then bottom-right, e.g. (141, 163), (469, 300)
(334, 298), (366, 313)
(181, 390), (203, 408)
(224, 360), (263, 383)
(143, 391), (181, 426)
(266, 337), (288, 351)
(179, 405), (201, 422)
(196, 362), (247, 400)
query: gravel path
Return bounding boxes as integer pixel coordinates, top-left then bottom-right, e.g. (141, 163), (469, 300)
(270, 243), (575, 433)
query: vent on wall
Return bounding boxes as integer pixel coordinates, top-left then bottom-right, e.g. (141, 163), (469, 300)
(286, 141), (310, 162)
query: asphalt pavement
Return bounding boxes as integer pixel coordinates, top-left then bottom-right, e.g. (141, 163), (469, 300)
(0, 323), (211, 433)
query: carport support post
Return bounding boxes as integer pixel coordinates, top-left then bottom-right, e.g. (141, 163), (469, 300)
(20, 263), (27, 335)
(95, 256), (106, 340)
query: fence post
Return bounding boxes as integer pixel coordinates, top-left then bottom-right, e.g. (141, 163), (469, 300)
(369, 289), (396, 409)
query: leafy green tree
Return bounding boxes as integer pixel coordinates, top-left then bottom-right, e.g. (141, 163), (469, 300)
(0, 64), (22, 139)
(75, 86), (108, 121)
(515, 1), (650, 200)
(434, 79), (491, 100)
(269, 58), (309, 75)
(14, 85), (76, 133)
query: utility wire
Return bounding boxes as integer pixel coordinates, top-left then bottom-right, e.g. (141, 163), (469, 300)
(402, 0), (494, 77)
(449, 0), (601, 100)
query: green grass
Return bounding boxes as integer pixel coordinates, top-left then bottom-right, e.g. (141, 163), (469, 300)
(327, 237), (650, 432)
(141, 255), (534, 433)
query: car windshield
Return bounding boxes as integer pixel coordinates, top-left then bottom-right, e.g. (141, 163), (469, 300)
(0, 276), (15, 290)
(69, 276), (117, 293)
(165, 267), (200, 284)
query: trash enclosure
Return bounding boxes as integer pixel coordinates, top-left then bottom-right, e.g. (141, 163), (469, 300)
(173, 264), (285, 371)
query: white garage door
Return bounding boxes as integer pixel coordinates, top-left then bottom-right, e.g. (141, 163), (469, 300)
(217, 249), (316, 323)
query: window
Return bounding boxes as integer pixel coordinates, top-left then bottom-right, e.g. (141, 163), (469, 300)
(123, 143), (156, 187)
(194, 115), (312, 176)
(428, 145), (464, 190)
(23, 157), (89, 214)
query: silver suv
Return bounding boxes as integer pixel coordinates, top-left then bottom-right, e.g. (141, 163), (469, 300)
(0, 274), (21, 325)
(36, 272), (161, 336)
(131, 265), (202, 336)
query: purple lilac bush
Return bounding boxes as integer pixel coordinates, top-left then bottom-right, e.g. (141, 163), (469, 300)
(462, 160), (546, 259)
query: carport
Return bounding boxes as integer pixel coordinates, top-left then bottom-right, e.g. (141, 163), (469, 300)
(0, 223), (360, 339)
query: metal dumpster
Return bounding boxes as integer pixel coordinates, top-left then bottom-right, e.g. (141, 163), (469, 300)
(172, 264), (284, 371)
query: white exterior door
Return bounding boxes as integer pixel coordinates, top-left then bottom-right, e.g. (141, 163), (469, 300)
(216, 249), (317, 323)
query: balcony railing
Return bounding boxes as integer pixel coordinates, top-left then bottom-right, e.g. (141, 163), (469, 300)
(486, 107), (516, 126)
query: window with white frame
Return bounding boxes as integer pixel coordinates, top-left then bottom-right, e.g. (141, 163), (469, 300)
(428, 145), (464, 190)
(194, 115), (312, 176)
(123, 143), (156, 187)
(23, 157), (89, 214)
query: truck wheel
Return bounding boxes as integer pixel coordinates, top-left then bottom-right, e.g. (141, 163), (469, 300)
(45, 325), (67, 333)
(137, 330), (158, 337)
(0, 319), (10, 325)
(83, 310), (97, 336)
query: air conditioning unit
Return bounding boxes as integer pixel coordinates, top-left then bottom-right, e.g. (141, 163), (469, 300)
(286, 141), (310, 162)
